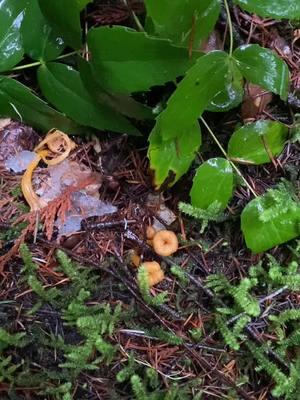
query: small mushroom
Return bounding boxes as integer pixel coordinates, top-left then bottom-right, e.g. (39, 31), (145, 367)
(142, 261), (164, 287)
(146, 225), (156, 240)
(130, 250), (141, 268)
(152, 230), (178, 257)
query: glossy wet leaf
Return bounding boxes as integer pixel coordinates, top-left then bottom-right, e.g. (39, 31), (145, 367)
(228, 120), (289, 165)
(78, 57), (153, 120)
(21, 0), (65, 61)
(38, 0), (90, 49)
(241, 189), (300, 253)
(234, 0), (300, 20)
(0, 76), (80, 134)
(0, 0), (26, 72)
(206, 60), (244, 112)
(190, 158), (234, 209)
(87, 26), (200, 94)
(145, 0), (221, 48)
(148, 122), (201, 189)
(154, 51), (228, 141)
(233, 44), (289, 100)
(38, 62), (140, 135)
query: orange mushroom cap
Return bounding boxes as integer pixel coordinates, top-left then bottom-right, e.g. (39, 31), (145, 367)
(152, 230), (178, 257)
(142, 261), (164, 287)
(130, 250), (141, 268)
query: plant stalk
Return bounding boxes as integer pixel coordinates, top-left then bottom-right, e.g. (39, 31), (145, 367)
(12, 51), (78, 71)
(200, 117), (258, 198)
(224, 0), (234, 56)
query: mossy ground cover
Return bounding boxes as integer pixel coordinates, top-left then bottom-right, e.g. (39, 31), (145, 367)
(1, 138), (300, 399)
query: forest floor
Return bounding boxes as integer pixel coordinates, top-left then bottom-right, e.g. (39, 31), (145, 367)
(0, 1), (300, 399)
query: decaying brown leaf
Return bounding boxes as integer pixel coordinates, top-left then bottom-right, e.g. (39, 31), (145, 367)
(241, 83), (273, 121)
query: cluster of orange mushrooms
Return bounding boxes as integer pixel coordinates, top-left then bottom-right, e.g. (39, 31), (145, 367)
(131, 227), (179, 287)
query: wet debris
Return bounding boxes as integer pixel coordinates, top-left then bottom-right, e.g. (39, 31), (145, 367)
(0, 120), (40, 169)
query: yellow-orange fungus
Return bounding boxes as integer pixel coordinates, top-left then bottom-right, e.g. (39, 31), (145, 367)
(142, 261), (164, 287)
(152, 230), (178, 257)
(21, 129), (76, 211)
(130, 251), (141, 268)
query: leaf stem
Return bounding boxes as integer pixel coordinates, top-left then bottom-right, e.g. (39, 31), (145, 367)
(122, 0), (145, 32)
(200, 117), (258, 198)
(11, 51), (78, 71)
(56, 51), (79, 60)
(12, 61), (41, 71)
(223, 0), (234, 56)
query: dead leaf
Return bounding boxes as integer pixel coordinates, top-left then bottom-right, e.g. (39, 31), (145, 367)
(0, 121), (40, 168)
(241, 83), (273, 121)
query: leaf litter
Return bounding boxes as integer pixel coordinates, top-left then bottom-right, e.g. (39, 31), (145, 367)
(1, 2), (300, 399)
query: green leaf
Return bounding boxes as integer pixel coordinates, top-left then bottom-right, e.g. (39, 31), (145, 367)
(190, 158), (234, 209)
(38, 0), (90, 49)
(206, 59), (244, 112)
(241, 188), (300, 253)
(145, 0), (221, 48)
(148, 121), (201, 189)
(233, 44), (289, 100)
(38, 62), (140, 135)
(234, 0), (300, 20)
(87, 26), (200, 94)
(0, 76), (80, 133)
(78, 57), (153, 120)
(228, 120), (289, 165)
(0, 0), (26, 72)
(21, 0), (65, 61)
(154, 51), (228, 141)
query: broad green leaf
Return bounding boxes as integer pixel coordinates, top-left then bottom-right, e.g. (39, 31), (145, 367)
(0, 76), (81, 134)
(78, 57), (153, 120)
(38, 0), (90, 49)
(87, 26), (200, 94)
(233, 44), (289, 100)
(190, 158), (234, 209)
(154, 51), (228, 141)
(228, 120), (289, 165)
(0, 0), (27, 72)
(234, 0), (300, 20)
(38, 62), (140, 135)
(145, 0), (221, 48)
(206, 60), (244, 112)
(241, 187), (300, 253)
(148, 121), (201, 189)
(21, 0), (65, 61)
